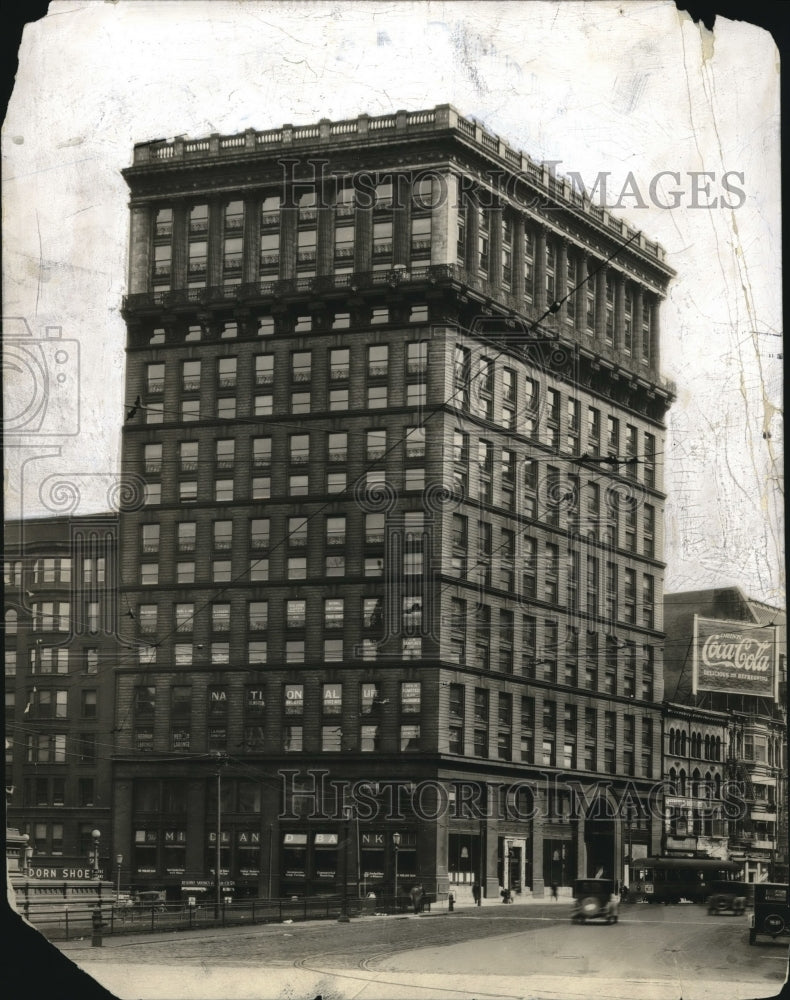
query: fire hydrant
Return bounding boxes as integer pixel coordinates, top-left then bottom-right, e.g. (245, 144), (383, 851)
(91, 905), (104, 947)
(448, 890), (455, 913)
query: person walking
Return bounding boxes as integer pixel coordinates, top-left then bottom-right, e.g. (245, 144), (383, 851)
(472, 879), (482, 906)
(550, 882), (558, 901)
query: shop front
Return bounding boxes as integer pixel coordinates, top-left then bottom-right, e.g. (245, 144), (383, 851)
(278, 827), (419, 899)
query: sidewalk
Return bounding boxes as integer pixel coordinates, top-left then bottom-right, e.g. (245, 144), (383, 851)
(70, 962), (773, 1000)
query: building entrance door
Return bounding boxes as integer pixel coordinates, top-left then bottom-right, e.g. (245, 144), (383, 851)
(584, 798), (616, 879)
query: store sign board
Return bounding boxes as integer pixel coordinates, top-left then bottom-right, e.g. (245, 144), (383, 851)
(24, 866), (106, 880)
(693, 616), (777, 700)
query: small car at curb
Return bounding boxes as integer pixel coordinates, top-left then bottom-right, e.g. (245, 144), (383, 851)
(749, 883), (789, 945)
(571, 878), (620, 924)
(706, 880), (747, 916)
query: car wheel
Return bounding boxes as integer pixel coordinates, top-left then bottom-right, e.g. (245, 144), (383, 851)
(764, 914), (786, 937)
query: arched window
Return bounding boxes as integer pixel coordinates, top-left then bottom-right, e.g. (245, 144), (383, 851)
(704, 772), (712, 800)
(679, 769), (687, 796)
(680, 731), (687, 756)
(704, 734), (710, 760)
(5, 609), (17, 634)
(714, 773), (722, 799)
(715, 736), (722, 761)
(669, 767), (677, 794)
(669, 728), (676, 755)
(691, 768), (701, 798)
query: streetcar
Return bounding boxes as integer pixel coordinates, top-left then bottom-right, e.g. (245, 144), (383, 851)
(633, 857), (742, 904)
(748, 883), (789, 945)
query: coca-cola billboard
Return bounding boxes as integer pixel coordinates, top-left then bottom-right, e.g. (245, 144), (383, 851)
(693, 616), (777, 700)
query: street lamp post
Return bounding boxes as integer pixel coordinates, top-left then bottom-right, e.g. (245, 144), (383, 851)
(393, 832), (401, 911)
(115, 854), (123, 902)
(90, 829), (101, 880)
(20, 833), (32, 875)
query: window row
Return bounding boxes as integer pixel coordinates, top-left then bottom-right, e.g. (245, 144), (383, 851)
(144, 384), (428, 424)
(21, 776), (97, 808)
(141, 425), (426, 479)
(451, 353), (659, 487)
(130, 680), (422, 753)
(455, 206), (656, 363)
(144, 341), (428, 397)
(7, 688), (97, 719)
(5, 647), (101, 677)
(141, 305), (429, 347)
(667, 728), (724, 761)
(24, 732), (98, 764)
(446, 685), (654, 774)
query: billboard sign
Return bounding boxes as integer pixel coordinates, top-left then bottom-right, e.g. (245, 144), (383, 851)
(693, 616), (777, 700)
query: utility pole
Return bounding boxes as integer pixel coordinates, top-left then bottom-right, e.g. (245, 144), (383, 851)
(214, 752), (227, 918)
(338, 806), (352, 923)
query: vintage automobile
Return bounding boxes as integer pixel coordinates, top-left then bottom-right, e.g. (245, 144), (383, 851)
(570, 878), (620, 924)
(749, 883), (789, 945)
(133, 889), (167, 911)
(706, 879), (747, 915)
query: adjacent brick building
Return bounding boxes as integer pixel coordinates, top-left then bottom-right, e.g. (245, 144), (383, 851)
(5, 515), (118, 873)
(114, 105), (675, 901)
(663, 587), (787, 883)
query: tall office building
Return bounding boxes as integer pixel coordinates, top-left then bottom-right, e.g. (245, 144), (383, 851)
(115, 105), (674, 901)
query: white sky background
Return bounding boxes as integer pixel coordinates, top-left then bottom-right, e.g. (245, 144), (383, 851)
(3, 0), (783, 606)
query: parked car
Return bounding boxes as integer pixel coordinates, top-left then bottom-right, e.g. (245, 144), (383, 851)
(570, 878), (619, 924)
(749, 883), (789, 945)
(707, 880), (747, 915)
(133, 890), (167, 911)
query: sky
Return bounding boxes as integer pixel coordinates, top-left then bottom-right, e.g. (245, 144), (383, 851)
(2, 0), (783, 606)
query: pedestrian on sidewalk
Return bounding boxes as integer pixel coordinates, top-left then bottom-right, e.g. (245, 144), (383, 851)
(550, 882), (558, 901)
(472, 880), (482, 906)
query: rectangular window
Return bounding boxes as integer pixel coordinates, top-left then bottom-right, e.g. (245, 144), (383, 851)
(215, 479), (234, 502)
(401, 681), (421, 714)
(587, 407), (601, 456)
(179, 480), (198, 503)
(329, 388), (349, 410)
(452, 429), (468, 493)
(288, 557), (307, 580)
(642, 646), (655, 700)
(181, 360), (201, 394)
(624, 506), (637, 553)
(644, 433), (656, 488)
(367, 344), (389, 378)
(211, 559), (230, 582)
(144, 443), (162, 475)
(642, 574), (655, 628)
(291, 350), (312, 382)
(644, 504), (655, 557)
(248, 640), (267, 665)
(329, 348), (350, 380)
(78, 733), (95, 763)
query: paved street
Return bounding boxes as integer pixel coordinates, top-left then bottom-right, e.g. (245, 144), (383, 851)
(56, 901), (788, 1000)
